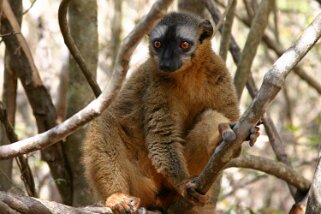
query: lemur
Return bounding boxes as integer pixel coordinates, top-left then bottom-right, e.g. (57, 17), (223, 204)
(83, 12), (256, 214)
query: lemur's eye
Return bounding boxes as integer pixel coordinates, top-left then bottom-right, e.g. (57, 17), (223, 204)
(180, 41), (190, 50)
(154, 41), (161, 49)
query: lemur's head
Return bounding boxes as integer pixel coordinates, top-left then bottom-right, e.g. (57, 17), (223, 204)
(149, 12), (213, 73)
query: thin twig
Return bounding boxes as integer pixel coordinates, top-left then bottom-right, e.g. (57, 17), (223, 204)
(0, 31), (21, 37)
(22, 0), (37, 15)
(0, 102), (37, 197)
(220, 174), (268, 199)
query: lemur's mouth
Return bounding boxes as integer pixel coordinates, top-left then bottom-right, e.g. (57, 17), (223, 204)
(160, 67), (179, 73)
(159, 62), (182, 72)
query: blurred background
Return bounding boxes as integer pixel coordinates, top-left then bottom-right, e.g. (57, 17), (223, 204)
(0, 0), (320, 213)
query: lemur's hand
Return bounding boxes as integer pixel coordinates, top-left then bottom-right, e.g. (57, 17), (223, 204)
(218, 121), (261, 146)
(177, 179), (209, 206)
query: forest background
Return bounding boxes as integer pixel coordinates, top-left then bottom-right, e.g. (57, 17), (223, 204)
(0, 0), (321, 213)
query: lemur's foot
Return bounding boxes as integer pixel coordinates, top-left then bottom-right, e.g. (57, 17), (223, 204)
(106, 192), (140, 214)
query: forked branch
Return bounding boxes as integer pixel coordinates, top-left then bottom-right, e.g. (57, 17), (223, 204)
(196, 12), (321, 194)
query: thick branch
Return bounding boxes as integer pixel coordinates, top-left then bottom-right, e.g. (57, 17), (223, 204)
(233, 0), (274, 99)
(0, 191), (112, 214)
(225, 155), (310, 192)
(58, 0), (101, 97)
(196, 12), (321, 194)
(0, 0), (173, 160)
(247, 79), (298, 196)
(246, 78), (292, 167)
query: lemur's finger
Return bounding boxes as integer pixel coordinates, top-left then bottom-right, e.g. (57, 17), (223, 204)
(219, 123), (236, 142)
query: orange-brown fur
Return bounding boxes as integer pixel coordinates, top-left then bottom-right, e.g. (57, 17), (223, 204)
(83, 21), (239, 213)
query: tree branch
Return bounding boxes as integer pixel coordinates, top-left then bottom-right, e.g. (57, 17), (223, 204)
(233, 0), (274, 99)
(225, 155), (310, 192)
(0, 0), (174, 160)
(196, 12), (321, 195)
(247, 75), (298, 198)
(211, 0), (235, 37)
(58, 0), (102, 97)
(0, 191), (112, 214)
(235, 10), (321, 95)
(306, 152), (321, 213)
(218, 0), (236, 61)
(0, 102), (37, 197)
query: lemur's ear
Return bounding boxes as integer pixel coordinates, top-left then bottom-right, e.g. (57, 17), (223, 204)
(199, 20), (213, 43)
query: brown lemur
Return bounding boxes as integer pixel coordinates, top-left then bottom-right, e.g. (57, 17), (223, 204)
(83, 12), (249, 213)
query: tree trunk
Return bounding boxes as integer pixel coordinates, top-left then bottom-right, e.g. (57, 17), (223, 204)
(64, 0), (98, 206)
(0, 0), (21, 192)
(178, 0), (206, 17)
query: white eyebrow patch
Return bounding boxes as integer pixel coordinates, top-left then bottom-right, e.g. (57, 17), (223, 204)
(176, 26), (197, 41)
(150, 25), (168, 39)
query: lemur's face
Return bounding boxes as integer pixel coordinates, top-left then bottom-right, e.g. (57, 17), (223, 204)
(149, 13), (213, 73)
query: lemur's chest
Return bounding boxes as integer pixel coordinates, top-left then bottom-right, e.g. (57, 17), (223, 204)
(167, 77), (218, 132)
(170, 71), (218, 109)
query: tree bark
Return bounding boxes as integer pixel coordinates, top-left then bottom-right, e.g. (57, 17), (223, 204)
(306, 152), (321, 213)
(0, 191), (112, 214)
(178, 0), (206, 17)
(64, 0), (98, 206)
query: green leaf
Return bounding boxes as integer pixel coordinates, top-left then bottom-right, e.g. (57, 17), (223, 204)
(286, 124), (300, 133)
